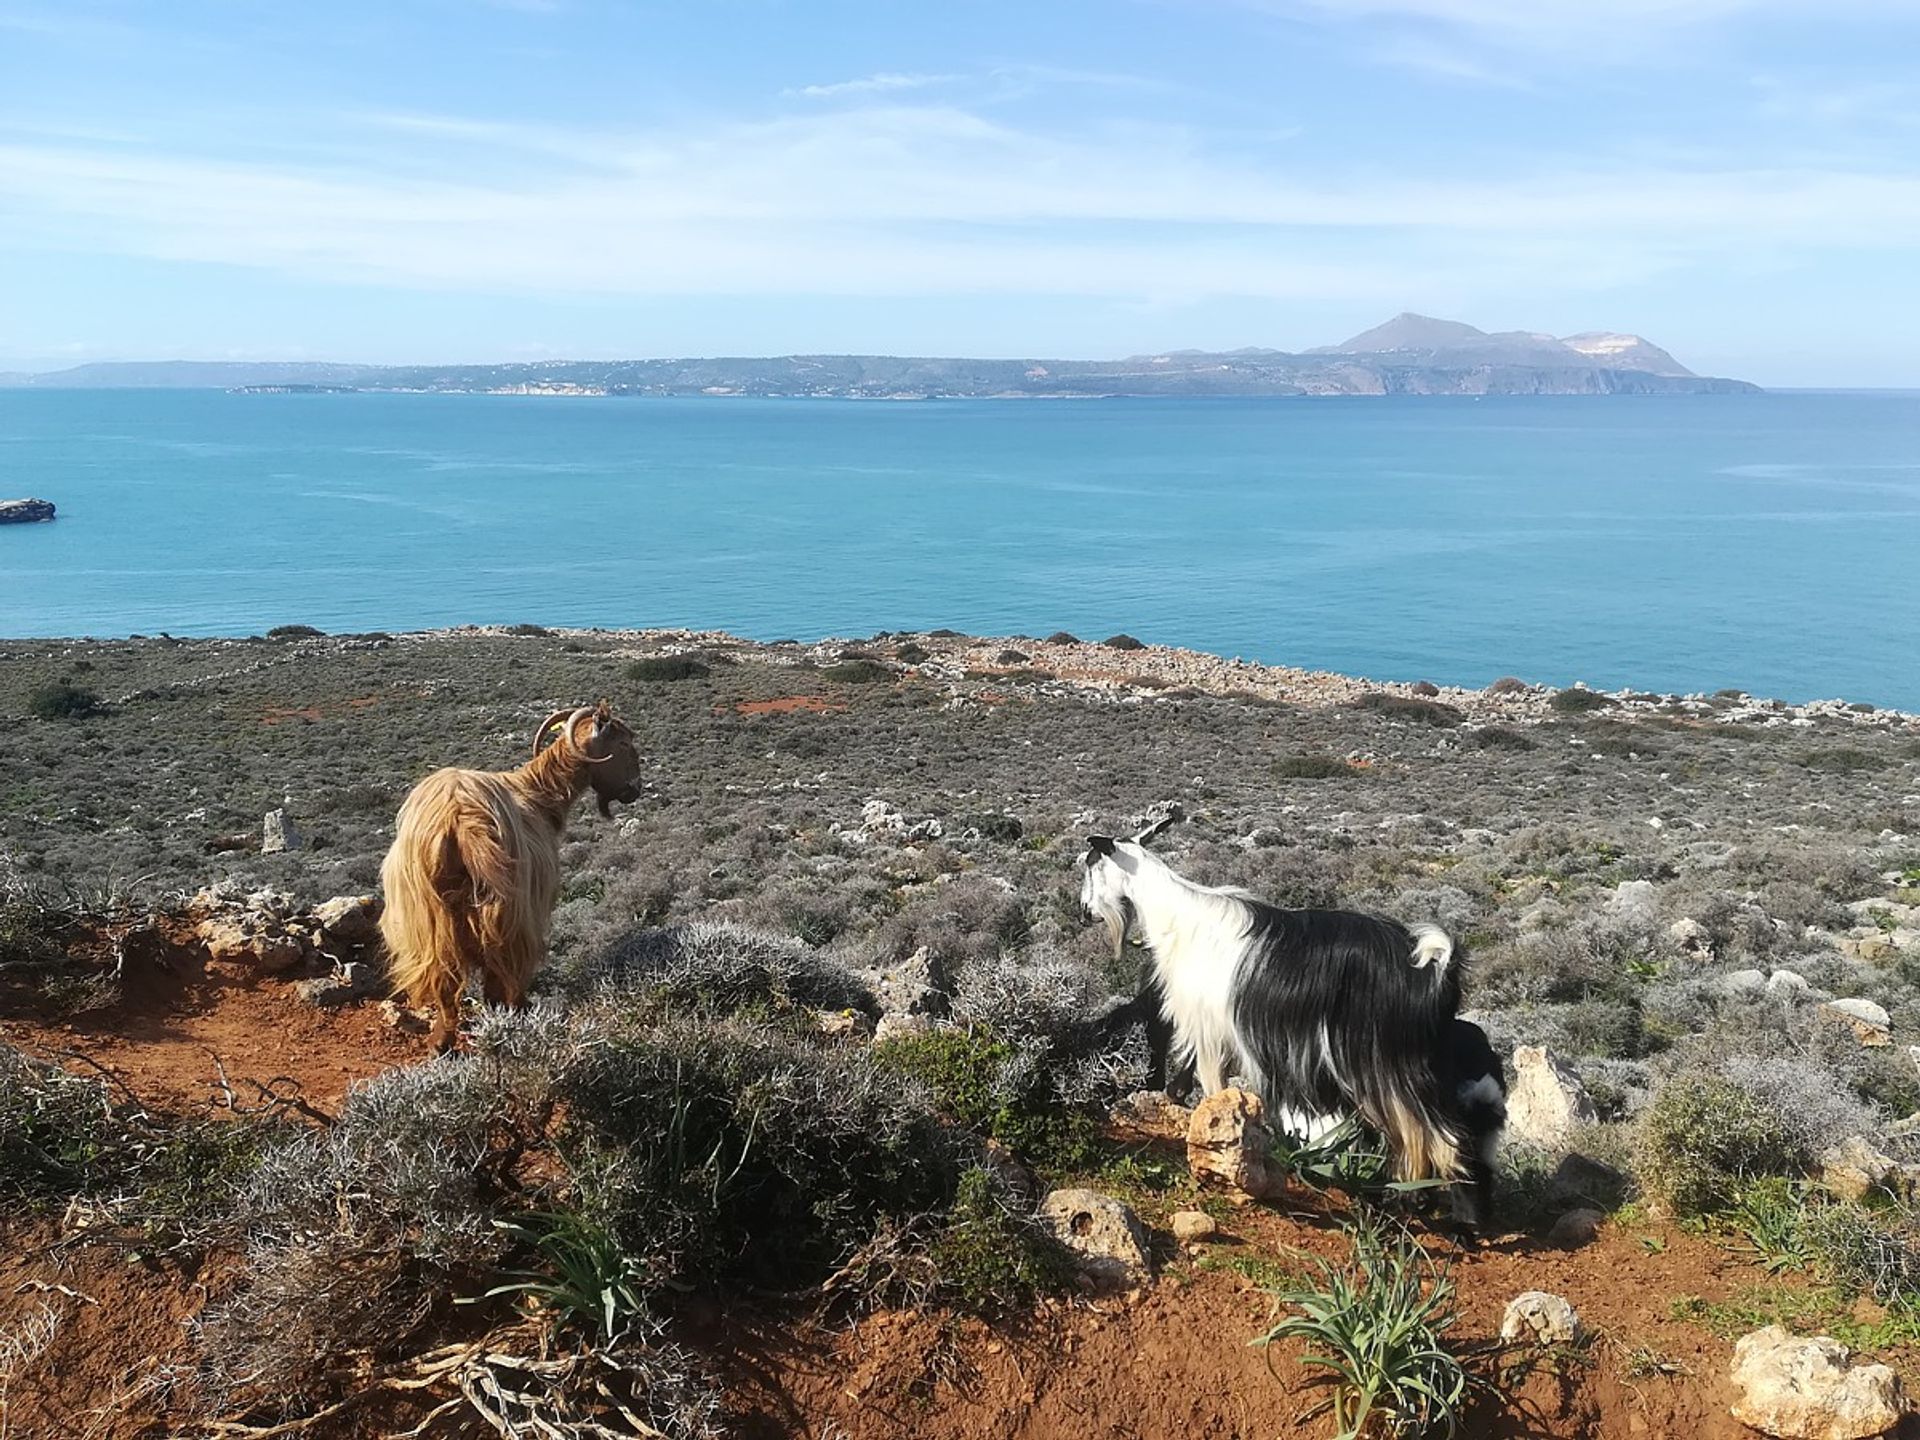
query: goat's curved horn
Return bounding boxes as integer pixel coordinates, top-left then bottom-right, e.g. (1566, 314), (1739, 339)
(1132, 812), (1178, 845)
(533, 706), (595, 757)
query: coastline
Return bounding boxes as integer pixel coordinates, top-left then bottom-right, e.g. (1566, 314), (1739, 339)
(13, 622), (1916, 731)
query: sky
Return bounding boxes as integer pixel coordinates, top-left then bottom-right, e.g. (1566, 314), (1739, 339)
(2, 1), (1918, 385)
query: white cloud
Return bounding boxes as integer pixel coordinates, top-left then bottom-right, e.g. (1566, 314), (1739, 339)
(787, 72), (958, 100)
(0, 104), (1914, 305)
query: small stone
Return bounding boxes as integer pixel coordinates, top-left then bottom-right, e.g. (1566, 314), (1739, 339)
(1723, 968), (1769, 997)
(873, 1012), (931, 1044)
(1729, 1325), (1904, 1439)
(313, 894), (382, 946)
(1170, 1210), (1219, 1243)
(379, 999), (428, 1033)
(250, 934), (308, 974)
(1110, 1089), (1194, 1142)
(294, 961), (380, 1007)
(1038, 1188), (1152, 1289)
(1187, 1087), (1280, 1201)
(1547, 1208), (1606, 1248)
(261, 808), (302, 854)
(813, 1008), (870, 1040)
(1500, 1291), (1583, 1346)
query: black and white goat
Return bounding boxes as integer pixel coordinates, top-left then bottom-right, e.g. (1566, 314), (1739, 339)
(1082, 826), (1503, 1225)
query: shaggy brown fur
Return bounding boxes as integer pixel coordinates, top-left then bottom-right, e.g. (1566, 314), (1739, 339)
(379, 701), (642, 1050)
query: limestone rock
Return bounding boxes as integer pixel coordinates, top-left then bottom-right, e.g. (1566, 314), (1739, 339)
(1506, 1046), (1598, 1150)
(1500, 1291), (1583, 1346)
(1547, 1153), (1627, 1209)
(1669, 917), (1715, 958)
(813, 1008), (871, 1040)
(873, 1012), (931, 1044)
(1547, 1208), (1606, 1248)
(1609, 879), (1658, 922)
(1769, 970), (1812, 1000)
(1822, 999), (1892, 1048)
(1729, 1326), (1904, 1440)
(858, 945), (945, 1018)
(1186, 1087), (1280, 1201)
(1820, 1137), (1899, 1203)
(313, 894), (382, 947)
(295, 961), (381, 1008)
(1170, 1210), (1219, 1243)
(1110, 1089), (1194, 1142)
(261, 808), (302, 855)
(1723, 968), (1769, 998)
(1038, 1188), (1152, 1289)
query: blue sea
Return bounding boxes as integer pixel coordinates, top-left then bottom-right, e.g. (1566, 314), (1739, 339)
(2, 389), (1917, 708)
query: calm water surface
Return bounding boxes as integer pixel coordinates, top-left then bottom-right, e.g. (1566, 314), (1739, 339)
(1, 390), (1916, 706)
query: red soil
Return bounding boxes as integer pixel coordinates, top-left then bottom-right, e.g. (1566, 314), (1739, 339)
(2, 935), (1913, 1439)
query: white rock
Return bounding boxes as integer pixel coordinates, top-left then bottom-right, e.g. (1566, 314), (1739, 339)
(1768, 970), (1813, 1000)
(1723, 968), (1769, 997)
(1822, 999), (1893, 1047)
(1500, 1291), (1583, 1346)
(261, 808), (302, 854)
(1038, 1188), (1152, 1289)
(1609, 879), (1658, 921)
(1506, 1046), (1598, 1150)
(1729, 1326), (1904, 1439)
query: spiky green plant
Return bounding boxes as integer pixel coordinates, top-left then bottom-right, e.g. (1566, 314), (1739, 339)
(469, 1210), (650, 1345)
(1252, 1214), (1470, 1440)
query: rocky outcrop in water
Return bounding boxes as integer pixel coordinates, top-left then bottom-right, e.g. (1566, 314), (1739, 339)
(0, 498), (55, 524)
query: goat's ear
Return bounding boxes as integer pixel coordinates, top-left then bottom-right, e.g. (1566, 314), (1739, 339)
(1086, 835), (1117, 859)
(1132, 812), (1178, 846)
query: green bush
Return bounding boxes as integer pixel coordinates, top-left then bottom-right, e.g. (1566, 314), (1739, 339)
(820, 659), (893, 684)
(871, 1024), (1102, 1169)
(1102, 633), (1146, 650)
(266, 624), (325, 639)
(625, 655), (711, 682)
(1353, 692), (1462, 727)
(1044, 631), (1080, 645)
(1486, 676), (1529, 696)
(928, 1166), (1076, 1315)
(506, 623), (551, 637)
(1275, 754), (1356, 780)
(26, 682), (100, 720)
(893, 642), (930, 664)
(1635, 1073), (1808, 1216)
(1549, 687), (1613, 714)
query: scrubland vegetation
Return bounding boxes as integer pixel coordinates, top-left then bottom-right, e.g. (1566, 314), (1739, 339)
(3, 625), (1919, 1435)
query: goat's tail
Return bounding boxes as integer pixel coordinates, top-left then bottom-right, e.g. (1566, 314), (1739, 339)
(379, 772), (525, 1021)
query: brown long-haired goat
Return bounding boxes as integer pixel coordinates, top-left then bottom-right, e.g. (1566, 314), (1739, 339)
(379, 701), (642, 1050)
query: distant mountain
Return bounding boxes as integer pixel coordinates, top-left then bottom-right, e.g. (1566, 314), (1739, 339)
(0, 322), (1753, 397)
(1560, 332), (1694, 377)
(1316, 311), (1699, 379)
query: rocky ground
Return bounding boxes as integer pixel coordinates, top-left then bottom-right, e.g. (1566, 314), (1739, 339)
(3, 626), (1919, 1438)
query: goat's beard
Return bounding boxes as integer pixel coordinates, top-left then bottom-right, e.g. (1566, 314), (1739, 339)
(1087, 893), (1131, 963)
